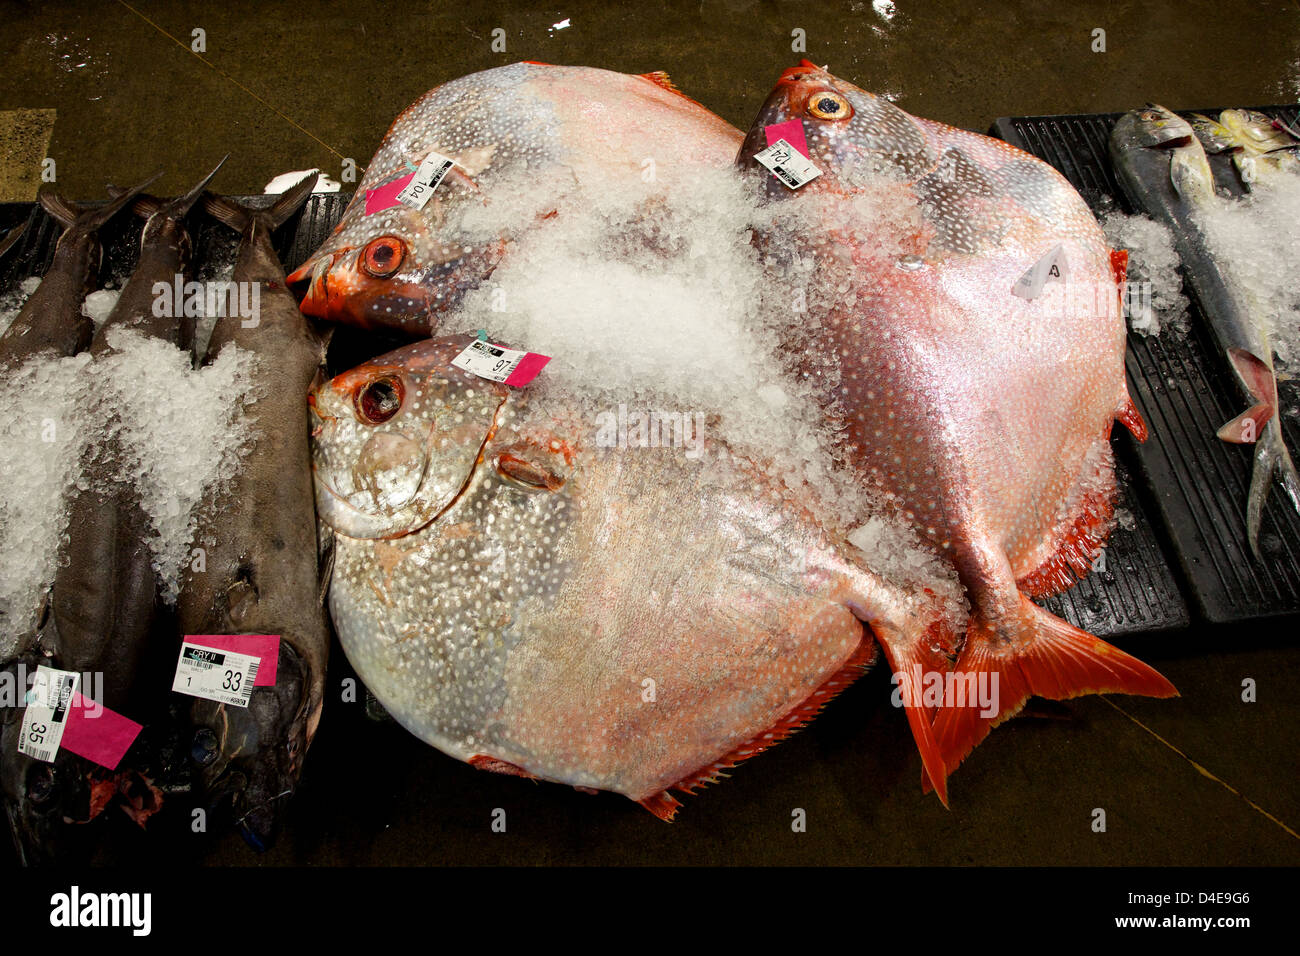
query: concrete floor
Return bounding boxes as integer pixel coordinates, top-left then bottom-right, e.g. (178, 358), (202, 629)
(0, 0), (1298, 865)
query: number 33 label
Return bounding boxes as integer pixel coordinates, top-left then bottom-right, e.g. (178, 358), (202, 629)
(172, 642), (261, 708)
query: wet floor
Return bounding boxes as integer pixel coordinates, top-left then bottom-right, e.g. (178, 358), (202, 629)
(0, 0), (1298, 865)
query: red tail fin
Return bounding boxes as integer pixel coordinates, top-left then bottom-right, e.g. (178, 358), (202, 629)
(874, 637), (950, 807)
(931, 595), (1176, 778)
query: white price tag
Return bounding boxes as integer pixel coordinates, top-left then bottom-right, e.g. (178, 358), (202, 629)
(451, 339), (529, 383)
(1012, 244), (1069, 300)
(172, 642), (260, 708)
(19, 666), (79, 763)
(753, 139), (823, 189)
(396, 151), (457, 210)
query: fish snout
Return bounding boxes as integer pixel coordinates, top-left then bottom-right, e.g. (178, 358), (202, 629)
(288, 248), (349, 319)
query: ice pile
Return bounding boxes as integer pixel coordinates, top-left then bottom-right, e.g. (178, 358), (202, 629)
(93, 328), (259, 602)
(442, 162), (966, 615)
(80, 288), (120, 330)
(1191, 171), (1300, 366)
(0, 352), (94, 654)
(1102, 212), (1189, 336)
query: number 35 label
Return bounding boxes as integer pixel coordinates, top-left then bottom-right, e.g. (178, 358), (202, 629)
(172, 642), (261, 708)
(18, 666), (79, 762)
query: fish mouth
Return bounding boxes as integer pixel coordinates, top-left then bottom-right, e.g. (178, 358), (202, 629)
(288, 249), (348, 318)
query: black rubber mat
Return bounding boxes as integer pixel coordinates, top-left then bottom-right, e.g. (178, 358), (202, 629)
(992, 107), (1300, 624)
(0, 190), (1189, 638)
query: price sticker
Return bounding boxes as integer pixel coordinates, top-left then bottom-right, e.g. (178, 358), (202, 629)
(172, 641), (261, 708)
(18, 666), (79, 763)
(396, 151), (457, 210)
(451, 339), (550, 386)
(753, 138), (823, 189)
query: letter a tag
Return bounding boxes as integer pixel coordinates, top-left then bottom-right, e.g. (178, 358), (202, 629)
(1012, 244), (1069, 300)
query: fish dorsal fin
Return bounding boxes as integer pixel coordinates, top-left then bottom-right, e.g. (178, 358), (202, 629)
(640, 70), (681, 94)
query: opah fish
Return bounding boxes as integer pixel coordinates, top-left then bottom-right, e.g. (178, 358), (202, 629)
(738, 63), (1175, 798)
(288, 63), (742, 334)
(312, 335), (960, 818)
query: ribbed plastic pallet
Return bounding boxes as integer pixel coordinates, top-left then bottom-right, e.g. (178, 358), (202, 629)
(0, 190), (1188, 637)
(992, 107), (1300, 624)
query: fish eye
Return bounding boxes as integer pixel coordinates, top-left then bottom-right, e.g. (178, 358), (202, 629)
(192, 728), (219, 766)
(356, 376), (404, 425)
(808, 90), (852, 121)
(362, 236), (406, 278)
(27, 765), (55, 804)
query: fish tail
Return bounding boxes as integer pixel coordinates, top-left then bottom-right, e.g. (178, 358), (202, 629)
(0, 221), (26, 260)
(1245, 424), (1300, 558)
(930, 595), (1177, 778)
(872, 625), (951, 807)
(39, 170), (161, 232)
(172, 154), (229, 217)
(203, 170), (317, 235)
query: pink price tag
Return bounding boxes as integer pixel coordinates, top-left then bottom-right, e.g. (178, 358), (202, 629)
(364, 173), (416, 216)
(59, 695), (142, 771)
(764, 119), (812, 159)
(504, 352), (551, 387)
(185, 635), (280, 686)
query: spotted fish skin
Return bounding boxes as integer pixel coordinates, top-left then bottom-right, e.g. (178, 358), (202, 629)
(738, 62), (1175, 790)
(290, 63), (742, 334)
(311, 335), (956, 816)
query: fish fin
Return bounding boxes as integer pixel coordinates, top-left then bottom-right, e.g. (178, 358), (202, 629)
(638, 791), (683, 821)
(1218, 348), (1278, 446)
(1109, 248), (1128, 288)
(0, 221), (25, 260)
(1018, 452), (1116, 598)
(932, 595), (1177, 776)
(467, 755), (538, 779)
(37, 191), (83, 229)
(1244, 428), (1300, 558)
(266, 170), (318, 228)
(105, 184), (165, 219)
(201, 193), (250, 233)
(872, 632), (950, 806)
(1217, 403), (1275, 444)
(637, 638), (879, 820)
(640, 71), (682, 94)
(168, 155), (229, 218)
(40, 171), (162, 234)
(1116, 394), (1148, 442)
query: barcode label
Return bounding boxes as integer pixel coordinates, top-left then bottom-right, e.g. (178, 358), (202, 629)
(450, 338), (550, 387)
(172, 641), (260, 708)
(396, 151), (457, 210)
(18, 666), (79, 763)
(753, 139), (822, 189)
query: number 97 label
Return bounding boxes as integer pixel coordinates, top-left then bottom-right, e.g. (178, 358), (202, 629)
(172, 642), (260, 708)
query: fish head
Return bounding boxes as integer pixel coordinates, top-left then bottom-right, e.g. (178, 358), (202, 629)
(189, 641), (309, 851)
(310, 334), (510, 540)
(0, 715), (94, 864)
(738, 60), (935, 195)
(1114, 104), (1196, 150)
(288, 196), (504, 336)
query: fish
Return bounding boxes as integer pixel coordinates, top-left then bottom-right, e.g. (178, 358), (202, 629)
(288, 63), (742, 334)
(1, 162), (222, 864)
(1191, 109), (1300, 183)
(0, 221), (25, 263)
(737, 62), (1176, 796)
(311, 334), (960, 818)
(176, 174), (331, 850)
(1111, 105), (1300, 553)
(0, 173), (158, 369)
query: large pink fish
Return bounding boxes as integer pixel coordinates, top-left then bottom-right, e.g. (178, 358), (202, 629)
(738, 62), (1177, 799)
(289, 63), (742, 334)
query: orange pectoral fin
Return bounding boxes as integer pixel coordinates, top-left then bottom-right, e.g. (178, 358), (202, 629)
(1217, 403), (1275, 444)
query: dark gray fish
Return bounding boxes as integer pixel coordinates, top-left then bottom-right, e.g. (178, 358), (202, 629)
(1111, 105), (1300, 553)
(177, 174), (330, 851)
(1, 162), (224, 865)
(0, 173), (159, 370)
